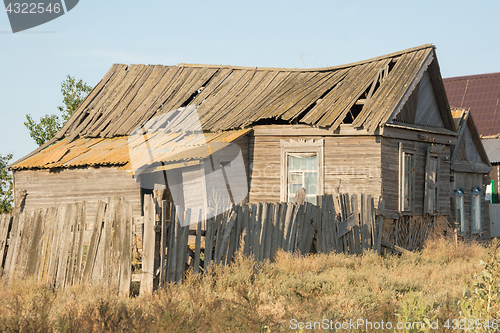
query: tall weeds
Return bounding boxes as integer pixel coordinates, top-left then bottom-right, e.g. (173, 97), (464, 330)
(0, 238), (492, 332)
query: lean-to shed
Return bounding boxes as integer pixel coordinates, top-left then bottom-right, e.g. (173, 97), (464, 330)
(11, 44), (463, 243)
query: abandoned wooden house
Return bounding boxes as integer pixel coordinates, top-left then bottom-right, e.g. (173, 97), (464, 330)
(449, 108), (491, 238)
(10, 44), (468, 243)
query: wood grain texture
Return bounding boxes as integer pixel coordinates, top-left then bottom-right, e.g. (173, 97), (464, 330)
(14, 167), (141, 244)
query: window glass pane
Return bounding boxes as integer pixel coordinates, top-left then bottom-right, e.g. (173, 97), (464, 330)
(305, 172), (318, 195)
(305, 196), (317, 205)
(403, 153), (413, 210)
(430, 156), (438, 213)
(456, 194), (464, 233)
(289, 173), (302, 183)
(289, 183), (303, 196)
(429, 157), (438, 182)
(472, 193), (481, 233)
(289, 154), (317, 171)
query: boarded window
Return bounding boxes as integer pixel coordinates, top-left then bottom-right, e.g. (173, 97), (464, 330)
(455, 189), (465, 234)
(471, 187), (481, 234)
(400, 151), (414, 212)
(287, 153), (318, 204)
(424, 150), (439, 215)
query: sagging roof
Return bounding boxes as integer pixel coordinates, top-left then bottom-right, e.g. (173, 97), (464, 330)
(443, 72), (500, 136)
(450, 108), (491, 172)
(481, 136), (500, 164)
(12, 129), (249, 171)
(12, 44), (455, 170)
(50, 44), (452, 140)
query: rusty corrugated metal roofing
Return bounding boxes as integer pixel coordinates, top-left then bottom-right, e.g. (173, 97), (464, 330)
(11, 130), (249, 170)
(444, 72), (500, 136)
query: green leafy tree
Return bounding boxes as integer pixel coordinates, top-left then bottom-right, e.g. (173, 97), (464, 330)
(25, 75), (92, 146)
(0, 153), (13, 214)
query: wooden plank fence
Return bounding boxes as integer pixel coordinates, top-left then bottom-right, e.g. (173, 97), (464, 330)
(140, 193), (386, 290)
(1, 192), (442, 296)
(0, 197), (132, 296)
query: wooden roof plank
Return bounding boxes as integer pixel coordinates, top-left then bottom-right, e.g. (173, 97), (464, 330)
(83, 64), (147, 137)
(317, 60), (383, 128)
(201, 70), (260, 131)
(359, 50), (425, 132)
(221, 70), (278, 129)
(351, 52), (416, 129)
(371, 49), (431, 133)
(110, 66), (177, 137)
(208, 70), (269, 129)
(66, 64), (132, 141)
(263, 72), (326, 120)
(280, 72), (342, 122)
(240, 71), (304, 125)
(55, 64), (124, 140)
(98, 65), (157, 137)
(196, 69), (249, 127)
(120, 66), (186, 136)
(299, 67), (351, 124)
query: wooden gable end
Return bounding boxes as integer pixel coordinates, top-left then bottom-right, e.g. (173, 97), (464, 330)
(455, 124), (481, 162)
(451, 112), (491, 173)
(394, 71), (445, 128)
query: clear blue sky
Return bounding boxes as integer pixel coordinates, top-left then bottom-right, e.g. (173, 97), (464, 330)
(1, 0), (499, 162)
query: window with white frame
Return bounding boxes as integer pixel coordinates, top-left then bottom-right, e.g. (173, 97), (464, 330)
(399, 145), (415, 213)
(455, 189), (465, 234)
(287, 153), (318, 204)
(280, 139), (324, 205)
(471, 187), (481, 234)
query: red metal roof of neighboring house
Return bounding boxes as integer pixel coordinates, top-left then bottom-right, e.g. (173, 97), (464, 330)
(443, 72), (500, 136)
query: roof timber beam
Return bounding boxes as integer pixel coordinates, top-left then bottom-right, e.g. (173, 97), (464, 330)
(382, 123), (457, 145)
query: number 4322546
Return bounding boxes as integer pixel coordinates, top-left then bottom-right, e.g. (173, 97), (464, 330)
(5, 3), (62, 14)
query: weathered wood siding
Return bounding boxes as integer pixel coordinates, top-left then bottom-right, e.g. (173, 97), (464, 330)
(381, 138), (451, 216)
(248, 134), (382, 204)
(13, 167), (141, 242)
(450, 171), (490, 238)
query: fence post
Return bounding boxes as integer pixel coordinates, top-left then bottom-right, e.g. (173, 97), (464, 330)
(140, 194), (155, 295)
(159, 200), (168, 287)
(376, 198), (385, 254)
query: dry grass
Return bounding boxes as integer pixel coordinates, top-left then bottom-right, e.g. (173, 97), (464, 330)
(0, 238), (494, 332)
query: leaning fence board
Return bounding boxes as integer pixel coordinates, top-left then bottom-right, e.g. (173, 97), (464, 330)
(376, 198), (385, 253)
(274, 204), (286, 258)
(82, 201), (106, 283)
(227, 206), (242, 265)
(141, 195), (155, 294)
(159, 201), (168, 286)
(0, 214), (11, 269)
(194, 209), (203, 273)
(281, 203), (294, 250)
(217, 211), (237, 264)
(166, 205), (178, 282)
(204, 214), (214, 272)
(119, 199), (133, 297)
(176, 210), (189, 283)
